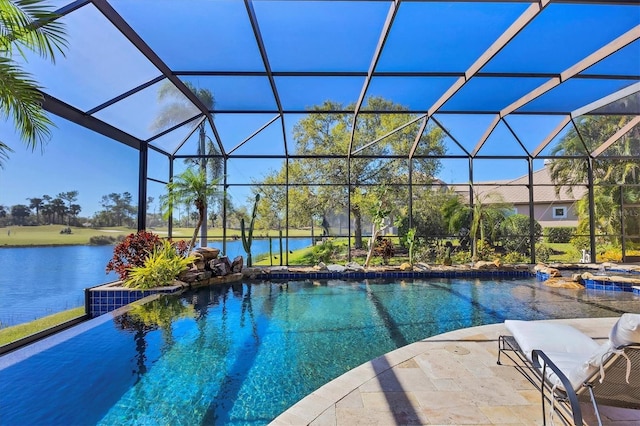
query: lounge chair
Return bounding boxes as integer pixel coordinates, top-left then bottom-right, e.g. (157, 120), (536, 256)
(497, 314), (640, 425)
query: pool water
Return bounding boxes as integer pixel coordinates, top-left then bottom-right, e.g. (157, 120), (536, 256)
(1, 277), (637, 425)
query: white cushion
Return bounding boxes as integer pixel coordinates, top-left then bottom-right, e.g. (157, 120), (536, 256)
(542, 342), (613, 391)
(609, 313), (640, 349)
(505, 320), (600, 362)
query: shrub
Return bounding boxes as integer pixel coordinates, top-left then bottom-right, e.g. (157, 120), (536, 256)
(499, 214), (542, 254)
(89, 235), (117, 245)
(308, 239), (341, 264)
(546, 227), (576, 244)
(474, 240), (496, 261)
(535, 243), (552, 263)
(503, 251), (526, 263)
(451, 249), (472, 264)
(124, 241), (194, 289)
(106, 230), (189, 281)
(373, 237), (395, 264)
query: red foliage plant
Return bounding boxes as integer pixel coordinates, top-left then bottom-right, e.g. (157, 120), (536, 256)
(106, 230), (190, 281)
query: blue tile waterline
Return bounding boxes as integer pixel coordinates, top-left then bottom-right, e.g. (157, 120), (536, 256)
(2, 277), (638, 426)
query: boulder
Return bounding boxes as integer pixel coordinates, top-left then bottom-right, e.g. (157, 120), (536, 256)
(533, 263), (548, 272)
(474, 261), (497, 270)
(345, 262), (364, 272)
(415, 263), (431, 271)
(231, 256), (243, 273)
(314, 262), (328, 271)
(546, 268), (562, 278)
(399, 262), (412, 271)
(193, 247), (220, 262)
(327, 264), (346, 273)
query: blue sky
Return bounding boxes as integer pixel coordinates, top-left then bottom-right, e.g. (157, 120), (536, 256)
(0, 1), (637, 216)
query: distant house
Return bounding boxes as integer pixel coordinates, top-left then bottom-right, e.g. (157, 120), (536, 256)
(450, 167), (586, 228)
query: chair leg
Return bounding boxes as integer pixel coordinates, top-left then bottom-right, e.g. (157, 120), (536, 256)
(587, 386), (603, 426)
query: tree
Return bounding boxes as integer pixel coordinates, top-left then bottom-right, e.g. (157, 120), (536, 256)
(58, 190), (78, 225)
(10, 203), (30, 224)
(0, 0), (67, 167)
(96, 192), (135, 227)
(27, 196), (43, 224)
(263, 97), (445, 248)
(152, 81), (223, 246)
(468, 190), (512, 260)
(49, 196), (65, 224)
(549, 115), (640, 247)
(161, 167), (220, 251)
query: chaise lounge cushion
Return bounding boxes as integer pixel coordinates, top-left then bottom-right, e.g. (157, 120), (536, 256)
(609, 313), (640, 349)
(505, 320), (609, 390)
(505, 320), (600, 361)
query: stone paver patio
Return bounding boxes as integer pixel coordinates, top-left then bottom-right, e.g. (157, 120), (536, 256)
(271, 317), (640, 425)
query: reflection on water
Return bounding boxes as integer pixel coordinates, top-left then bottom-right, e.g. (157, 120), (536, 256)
(0, 245), (116, 327)
(0, 239), (312, 328)
(2, 278), (637, 426)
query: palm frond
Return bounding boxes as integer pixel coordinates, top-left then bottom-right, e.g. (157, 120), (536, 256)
(0, 57), (52, 160)
(0, 0), (67, 61)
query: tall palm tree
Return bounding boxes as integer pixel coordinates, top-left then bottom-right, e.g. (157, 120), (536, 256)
(27, 196), (43, 223)
(0, 0), (67, 167)
(161, 167), (220, 251)
(152, 81), (223, 246)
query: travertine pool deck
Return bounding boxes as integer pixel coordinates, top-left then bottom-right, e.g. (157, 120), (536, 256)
(271, 317), (640, 425)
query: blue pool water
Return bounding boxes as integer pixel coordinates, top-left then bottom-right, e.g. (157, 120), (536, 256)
(1, 277), (637, 425)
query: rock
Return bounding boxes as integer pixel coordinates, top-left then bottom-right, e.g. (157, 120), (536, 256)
(327, 264), (346, 273)
(533, 264), (547, 272)
(213, 261), (229, 276)
(546, 268), (562, 278)
(194, 260), (206, 271)
(345, 262), (364, 272)
(415, 263), (431, 271)
(571, 273), (583, 282)
(314, 262), (328, 271)
(582, 271), (594, 280)
(193, 247), (220, 262)
(179, 270), (212, 283)
(399, 262), (412, 271)
(544, 277), (584, 289)
(231, 256), (243, 273)
(493, 258), (501, 268)
(474, 261), (497, 270)
(270, 266), (288, 272)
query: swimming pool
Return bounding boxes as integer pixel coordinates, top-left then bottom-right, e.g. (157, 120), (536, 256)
(1, 277), (638, 425)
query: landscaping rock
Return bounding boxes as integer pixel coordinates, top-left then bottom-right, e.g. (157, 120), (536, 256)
(474, 261), (498, 270)
(399, 262), (412, 271)
(194, 247), (220, 262)
(345, 262), (364, 272)
(415, 263), (431, 271)
(231, 256), (243, 273)
(327, 264), (346, 273)
(314, 262), (328, 271)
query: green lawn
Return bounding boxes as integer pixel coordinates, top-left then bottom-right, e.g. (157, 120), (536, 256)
(0, 307), (85, 346)
(0, 225), (313, 247)
(546, 242), (580, 263)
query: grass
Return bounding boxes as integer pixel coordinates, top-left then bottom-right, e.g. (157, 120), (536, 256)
(0, 225), (313, 247)
(0, 307), (85, 346)
(546, 242), (579, 263)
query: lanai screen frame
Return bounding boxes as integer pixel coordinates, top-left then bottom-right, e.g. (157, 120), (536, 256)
(37, 0), (640, 264)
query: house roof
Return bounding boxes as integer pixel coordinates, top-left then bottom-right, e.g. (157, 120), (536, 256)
(450, 166), (587, 204)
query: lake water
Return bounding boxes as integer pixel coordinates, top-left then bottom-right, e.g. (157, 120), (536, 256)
(0, 238), (312, 328)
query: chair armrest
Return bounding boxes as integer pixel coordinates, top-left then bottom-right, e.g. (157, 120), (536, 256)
(532, 349), (583, 426)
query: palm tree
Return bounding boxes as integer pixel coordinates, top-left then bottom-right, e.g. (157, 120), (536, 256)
(0, 0), (67, 167)
(27, 196), (43, 224)
(161, 167), (220, 251)
(549, 116), (640, 250)
(468, 189), (512, 260)
(152, 81), (223, 246)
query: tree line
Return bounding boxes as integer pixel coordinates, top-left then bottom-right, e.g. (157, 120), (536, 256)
(0, 191), (139, 228)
